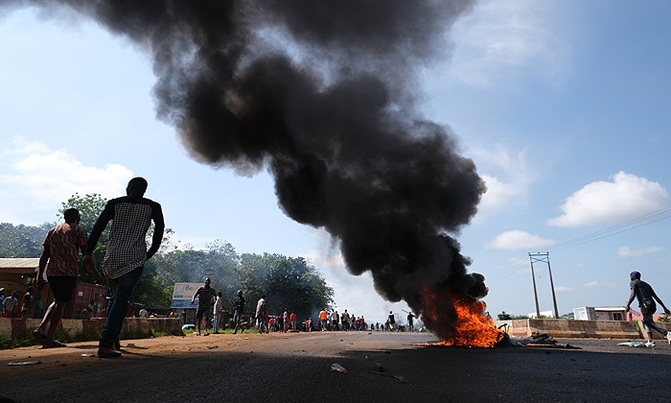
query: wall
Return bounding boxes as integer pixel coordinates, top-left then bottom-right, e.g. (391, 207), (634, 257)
(0, 317), (183, 340)
(495, 318), (671, 339)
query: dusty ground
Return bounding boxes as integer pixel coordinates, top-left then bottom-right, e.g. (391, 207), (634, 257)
(1, 331), (671, 402)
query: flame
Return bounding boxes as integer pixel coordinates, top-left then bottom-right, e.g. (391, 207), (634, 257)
(421, 287), (504, 348)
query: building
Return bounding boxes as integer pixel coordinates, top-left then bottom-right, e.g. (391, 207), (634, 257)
(573, 306), (626, 321)
(0, 257), (106, 319)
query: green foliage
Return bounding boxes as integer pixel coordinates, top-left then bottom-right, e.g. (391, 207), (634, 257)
(0, 222), (53, 258)
(237, 252), (334, 320)
(497, 311), (512, 320)
(152, 240), (241, 299)
(0, 332), (11, 349)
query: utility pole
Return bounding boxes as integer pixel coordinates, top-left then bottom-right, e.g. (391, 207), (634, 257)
(528, 252), (559, 319)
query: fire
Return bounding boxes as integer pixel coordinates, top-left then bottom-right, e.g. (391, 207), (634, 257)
(421, 287), (504, 348)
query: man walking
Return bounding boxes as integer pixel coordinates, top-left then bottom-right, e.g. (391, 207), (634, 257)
(84, 177), (165, 358)
(626, 271), (671, 347)
(34, 208), (101, 348)
(191, 278), (216, 335)
(232, 290), (246, 334)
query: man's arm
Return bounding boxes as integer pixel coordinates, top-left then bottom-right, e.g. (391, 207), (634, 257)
(37, 245), (50, 290)
(625, 288), (636, 310)
(86, 201), (115, 255)
(80, 245), (103, 283)
(146, 202), (165, 260)
(650, 288), (671, 315)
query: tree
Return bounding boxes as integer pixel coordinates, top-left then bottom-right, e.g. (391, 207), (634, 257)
(152, 240), (242, 302)
(0, 222), (53, 258)
(497, 311), (512, 320)
(237, 253), (334, 320)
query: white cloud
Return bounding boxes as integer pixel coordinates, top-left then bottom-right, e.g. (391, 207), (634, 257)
(449, 0), (568, 87)
(485, 230), (554, 250)
(583, 281), (617, 289)
(470, 144), (538, 217)
(0, 136), (132, 224)
(555, 286), (573, 292)
(547, 172), (669, 228)
(617, 245), (665, 258)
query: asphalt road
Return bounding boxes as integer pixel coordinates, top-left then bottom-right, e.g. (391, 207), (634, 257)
(1, 331), (670, 402)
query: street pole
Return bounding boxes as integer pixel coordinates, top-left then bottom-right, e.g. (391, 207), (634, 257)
(529, 253), (541, 318)
(528, 252), (559, 318)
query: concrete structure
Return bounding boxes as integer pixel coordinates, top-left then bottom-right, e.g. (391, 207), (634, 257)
(0, 317), (183, 340)
(574, 306), (626, 321)
(495, 318), (671, 340)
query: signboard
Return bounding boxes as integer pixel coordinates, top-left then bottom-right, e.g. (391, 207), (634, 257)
(171, 282), (203, 309)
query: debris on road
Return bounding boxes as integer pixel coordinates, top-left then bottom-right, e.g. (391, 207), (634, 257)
(331, 363), (348, 373)
(8, 361), (42, 366)
(617, 341), (645, 347)
(513, 332), (580, 349)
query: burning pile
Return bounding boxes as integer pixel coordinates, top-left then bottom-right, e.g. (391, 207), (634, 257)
(6, 0), (501, 344)
(422, 286), (505, 348)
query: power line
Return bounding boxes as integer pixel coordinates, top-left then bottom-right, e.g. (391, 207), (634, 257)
(485, 205), (671, 285)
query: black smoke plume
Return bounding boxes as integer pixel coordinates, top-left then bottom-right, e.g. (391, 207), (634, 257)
(6, 0), (488, 340)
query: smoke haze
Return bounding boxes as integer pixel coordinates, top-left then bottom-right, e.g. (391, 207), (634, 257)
(5, 0), (489, 339)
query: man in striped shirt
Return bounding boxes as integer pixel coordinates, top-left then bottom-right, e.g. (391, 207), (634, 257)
(34, 208), (101, 348)
(84, 177), (165, 358)
(191, 278), (217, 335)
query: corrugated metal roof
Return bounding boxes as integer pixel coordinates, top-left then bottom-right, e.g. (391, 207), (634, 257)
(0, 258), (40, 269)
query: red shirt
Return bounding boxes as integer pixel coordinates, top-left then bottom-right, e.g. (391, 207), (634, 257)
(43, 223), (88, 277)
(290, 313), (297, 322)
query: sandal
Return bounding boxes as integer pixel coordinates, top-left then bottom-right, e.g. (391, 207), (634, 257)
(42, 340), (67, 348)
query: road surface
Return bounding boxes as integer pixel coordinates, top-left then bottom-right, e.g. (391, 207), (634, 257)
(1, 331), (670, 402)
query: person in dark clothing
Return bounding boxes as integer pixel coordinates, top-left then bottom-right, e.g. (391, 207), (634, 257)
(626, 271), (671, 347)
(84, 177), (165, 358)
(192, 278), (216, 335)
(232, 290), (245, 334)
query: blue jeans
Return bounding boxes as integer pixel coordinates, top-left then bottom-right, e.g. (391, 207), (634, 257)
(101, 266), (143, 347)
(213, 313), (220, 333)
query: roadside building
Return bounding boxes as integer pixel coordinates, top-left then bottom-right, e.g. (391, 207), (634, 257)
(573, 306), (626, 321)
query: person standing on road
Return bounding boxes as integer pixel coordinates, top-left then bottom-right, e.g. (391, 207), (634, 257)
(255, 295), (268, 334)
(232, 290), (246, 334)
(84, 177), (165, 358)
(407, 312), (415, 332)
(626, 271), (671, 347)
(192, 278), (216, 335)
(213, 291), (223, 334)
(319, 308), (327, 331)
(387, 311), (396, 331)
(290, 311), (297, 330)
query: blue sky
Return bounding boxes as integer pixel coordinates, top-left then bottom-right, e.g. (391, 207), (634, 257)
(2, 1), (671, 323)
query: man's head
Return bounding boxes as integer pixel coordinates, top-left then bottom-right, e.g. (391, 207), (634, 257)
(630, 271), (641, 280)
(237, 290), (243, 296)
(63, 208), (80, 224)
(126, 177), (148, 198)
(205, 278), (211, 286)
